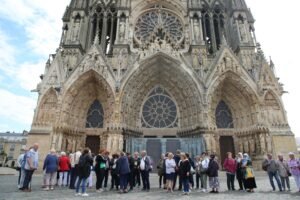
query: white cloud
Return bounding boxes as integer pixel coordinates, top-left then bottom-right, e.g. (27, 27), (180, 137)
(0, 89), (37, 127)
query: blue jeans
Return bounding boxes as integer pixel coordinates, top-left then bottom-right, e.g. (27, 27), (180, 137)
(119, 174), (128, 190)
(76, 177), (87, 194)
(268, 171), (282, 191)
(182, 177), (189, 193)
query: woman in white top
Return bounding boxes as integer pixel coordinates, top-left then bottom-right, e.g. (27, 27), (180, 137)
(165, 153), (176, 192)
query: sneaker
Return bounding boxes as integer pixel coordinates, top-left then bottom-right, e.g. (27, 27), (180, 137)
(96, 189), (103, 193)
(82, 193), (89, 197)
(43, 187), (50, 191)
(50, 187), (54, 191)
(75, 193), (82, 196)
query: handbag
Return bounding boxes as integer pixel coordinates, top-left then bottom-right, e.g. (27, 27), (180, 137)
(287, 171), (292, 177)
(245, 167), (254, 179)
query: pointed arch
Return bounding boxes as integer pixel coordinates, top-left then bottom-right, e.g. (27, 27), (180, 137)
(215, 100), (234, 128)
(263, 90), (287, 124)
(33, 87), (58, 126)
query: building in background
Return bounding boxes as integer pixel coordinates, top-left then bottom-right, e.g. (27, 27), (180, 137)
(27, 0), (297, 168)
(0, 131), (28, 167)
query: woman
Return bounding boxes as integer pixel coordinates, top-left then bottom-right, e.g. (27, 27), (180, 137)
(110, 153), (120, 190)
(43, 148), (59, 191)
(195, 156), (201, 190)
(179, 153), (191, 195)
(165, 153), (176, 192)
(157, 154), (165, 189)
(287, 152), (300, 192)
(95, 149), (107, 192)
(207, 154), (220, 193)
(186, 153), (195, 189)
(236, 153), (244, 191)
(223, 152), (237, 191)
(116, 152), (131, 193)
(75, 148), (93, 197)
(242, 153), (257, 193)
(58, 152), (70, 187)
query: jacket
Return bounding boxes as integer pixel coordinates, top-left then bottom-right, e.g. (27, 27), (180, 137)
(43, 154), (58, 173)
(179, 159), (191, 178)
(277, 160), (290, 177)
(207, 159), (219, 177)
(262, 159), (279, 173)
(59, 156), (70, 172)
(223, 158), (237, 174)
(78, 154), (93, 178)
(117, 156), (130, 175)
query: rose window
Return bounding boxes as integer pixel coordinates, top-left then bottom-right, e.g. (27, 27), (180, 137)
(134, 6), (184, 45)
(141, 86), (178, 128)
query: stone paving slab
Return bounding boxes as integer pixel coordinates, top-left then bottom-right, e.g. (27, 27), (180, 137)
(0, 172), (299, 200)
(0, 167), (17, 176)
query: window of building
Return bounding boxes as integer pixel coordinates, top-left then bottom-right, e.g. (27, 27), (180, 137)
(141, 86), (178, 128)
(215, 100), (234, 128)
(86, 100), (104, 128)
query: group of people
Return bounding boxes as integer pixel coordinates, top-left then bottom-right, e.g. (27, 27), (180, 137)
(16, 144), (300, 197)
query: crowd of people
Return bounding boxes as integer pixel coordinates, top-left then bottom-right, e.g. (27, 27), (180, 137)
(16, 144), (300, 197)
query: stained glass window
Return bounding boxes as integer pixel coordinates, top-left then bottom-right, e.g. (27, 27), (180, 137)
(142, 86), (178, 128)
(86, 100), (104, 128)
(134, 7), (184, 44)
(215, 100), (234, 128)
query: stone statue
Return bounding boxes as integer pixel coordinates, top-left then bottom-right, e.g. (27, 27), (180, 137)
(193, 18), (201, 43)
(119, 17), (126, 42)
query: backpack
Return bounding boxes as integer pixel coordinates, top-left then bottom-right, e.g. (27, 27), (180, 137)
(78, 155), (86, 168)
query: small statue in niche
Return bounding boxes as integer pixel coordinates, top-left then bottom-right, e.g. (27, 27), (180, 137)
(193, 17), (201, 43)
(238, 19), (247, 42)
(119, 16), (126, 43)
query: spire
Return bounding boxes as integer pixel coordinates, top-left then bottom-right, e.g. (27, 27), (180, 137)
(221, 33), (228, 47)
(93, 31), (100, 46)
(269, 56), (275, 71)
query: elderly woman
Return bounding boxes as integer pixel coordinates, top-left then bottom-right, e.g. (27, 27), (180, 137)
(59, 152), (70, 187)
(207, 154), (220, 193)
(242, 154), (257, 193)
(165, 153), (176, 192)
(288, 152), (300, 192)
(236, 153), (244, 190)
(43, 149), (59, 191)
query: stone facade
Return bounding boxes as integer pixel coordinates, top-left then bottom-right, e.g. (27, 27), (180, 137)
(28, 0), (297, 167)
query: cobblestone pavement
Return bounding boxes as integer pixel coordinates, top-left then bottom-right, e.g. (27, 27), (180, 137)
(0, 172), (299, 200)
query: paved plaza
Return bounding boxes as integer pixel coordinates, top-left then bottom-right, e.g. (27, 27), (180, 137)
(0, 171), (299, 200)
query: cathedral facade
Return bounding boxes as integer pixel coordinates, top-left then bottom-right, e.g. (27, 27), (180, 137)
(28, 0), (297, 168)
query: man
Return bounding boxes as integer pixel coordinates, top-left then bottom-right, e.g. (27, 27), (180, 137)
(262, 153), (282, 191)
(17, 147), (28, 189)
(200, 152), (209, 192)
(69, 148), (82, 189)
(140, 150), (152, 191)
(277, 154), (290, 191)
(133, 152), (141, 188)
(21, 143), (39, 192)
(173, 150), (182, 190)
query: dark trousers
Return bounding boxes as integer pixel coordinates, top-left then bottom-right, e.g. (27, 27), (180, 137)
(196, 173), (202, 189)
(268, 171), (282, 191)
(111, 173), (119, 189)
(133, 169), (141, 187)
(173, 172), (182, 190)
(128, 172), (134, 189)
(22, 169), (34, 189)
(18, 170), (21, 185)
(226, 173), (235, 190)
(237, 177), (244, 190)
(120, 174), (128, 190)
(96, 169), (106, 189)
(104, 170), (109, 188)
(182, 177), (189, 193)
(141, 170), (150, 190)
(189, 174), (194, 188)
(69, 166), (78, 189)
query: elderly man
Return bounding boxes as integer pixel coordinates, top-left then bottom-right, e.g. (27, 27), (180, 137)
(277, 154), (290, 191)
(262, 153), (282, 192)
(140, 150), (152, 191)
(21, 143), (39, 192)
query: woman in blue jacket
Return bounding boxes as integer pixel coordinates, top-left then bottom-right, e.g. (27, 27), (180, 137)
(43, 149), (58, 191)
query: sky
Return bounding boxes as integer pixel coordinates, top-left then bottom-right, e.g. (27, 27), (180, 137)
(0, 0), (299, 137)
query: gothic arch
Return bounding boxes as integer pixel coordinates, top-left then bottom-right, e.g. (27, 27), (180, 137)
(58, 70), (115, 131)
(207, 71), (260, 129)
(262, 90), (287, 125)
(33, 87), (58, 127)
(120, 53), (204, 129)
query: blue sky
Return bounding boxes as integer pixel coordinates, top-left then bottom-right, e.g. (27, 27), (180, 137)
(0, 0), (299, 137)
